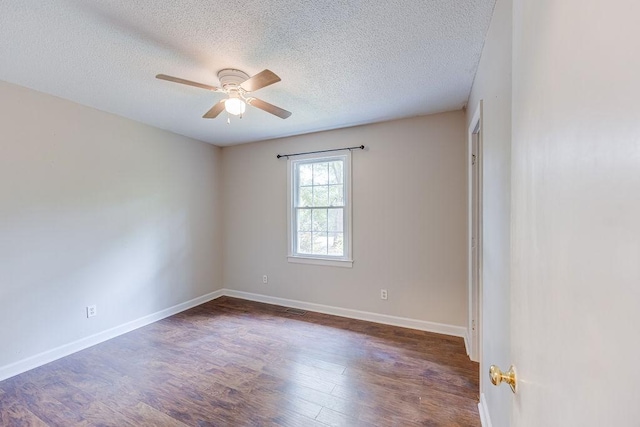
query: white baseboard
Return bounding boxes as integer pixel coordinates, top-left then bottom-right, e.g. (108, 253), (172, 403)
(463, 330), (470, 356)
(0, 289), (224, 382)
(478, 393), (493, 427)
(1, 288), (469, 383)
(222, 289), (468, 338)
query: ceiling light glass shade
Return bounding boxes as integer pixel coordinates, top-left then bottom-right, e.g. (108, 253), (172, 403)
(225, 98), (246, 116)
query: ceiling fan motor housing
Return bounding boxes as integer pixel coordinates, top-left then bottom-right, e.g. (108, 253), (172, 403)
(217, 69), (250, 90)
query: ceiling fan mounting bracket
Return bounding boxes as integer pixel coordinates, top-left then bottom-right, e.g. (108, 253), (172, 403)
(217, 69), (249, 89)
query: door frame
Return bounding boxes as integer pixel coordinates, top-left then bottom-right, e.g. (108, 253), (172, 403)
(467, 101), (483, 365)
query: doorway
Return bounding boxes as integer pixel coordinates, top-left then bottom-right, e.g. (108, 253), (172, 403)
(468, 102), (483, 364)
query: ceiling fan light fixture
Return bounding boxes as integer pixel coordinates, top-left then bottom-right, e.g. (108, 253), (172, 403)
(225, 97), (246, 116)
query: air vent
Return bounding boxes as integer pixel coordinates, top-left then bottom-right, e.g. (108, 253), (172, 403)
(285, 308), (307, 316)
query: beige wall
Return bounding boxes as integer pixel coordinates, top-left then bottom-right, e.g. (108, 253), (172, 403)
(0, 81), (223, 370)
(466, 0), (512, 425)
(222, 112), (468, 327)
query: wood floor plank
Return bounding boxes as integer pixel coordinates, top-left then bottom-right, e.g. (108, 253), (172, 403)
(0, 296), (479, 426)
(288, 384), (365, 419)
(1, 381), (84, 426)
(0, 400), (49, 427)
(118, 402), (190, 427)
(315, 406), (365, 427)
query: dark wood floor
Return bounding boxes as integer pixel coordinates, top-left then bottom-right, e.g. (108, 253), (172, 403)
(0, 297), (479, 426)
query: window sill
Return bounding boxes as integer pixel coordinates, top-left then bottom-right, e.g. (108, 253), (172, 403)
(287, 256), (353, 268)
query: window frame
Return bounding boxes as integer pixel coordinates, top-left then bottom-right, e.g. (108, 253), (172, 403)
(287, 151), (353, 268)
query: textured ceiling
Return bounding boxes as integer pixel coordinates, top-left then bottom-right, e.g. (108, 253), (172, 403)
(0, 0), (495, 146)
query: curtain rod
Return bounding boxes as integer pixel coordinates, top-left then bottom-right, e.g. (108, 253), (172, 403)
(276, 145), (365, 159)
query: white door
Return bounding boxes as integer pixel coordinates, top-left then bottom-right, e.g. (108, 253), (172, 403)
(508, 0), (640, 425)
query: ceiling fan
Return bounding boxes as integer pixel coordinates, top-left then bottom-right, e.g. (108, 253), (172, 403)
(156, 68), (292, 122)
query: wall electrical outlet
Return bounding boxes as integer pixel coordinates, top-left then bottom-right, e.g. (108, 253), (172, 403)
(380, 289), (388, 300)
(87, 305), (97, 318)
(262, 275), (268, 284)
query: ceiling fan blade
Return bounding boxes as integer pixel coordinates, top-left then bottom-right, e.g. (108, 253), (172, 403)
(240, 69), (281, 92)
(202, 100), (226, 119)
(156, 74), (220, 91)
(247, 97), (292, 119)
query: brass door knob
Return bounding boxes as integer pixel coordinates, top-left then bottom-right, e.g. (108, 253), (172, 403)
(489, 365), (517, 393)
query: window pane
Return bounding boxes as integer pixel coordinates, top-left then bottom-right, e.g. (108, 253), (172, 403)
(297, 232), (312, 254)
(312, 232), (328, 255)
(313, 185), (329, 206)
(297, 209), (311, 231)
(312, 209), (328, 232)
(299, 164), (313, 186)
(327, 208), (343, 232)
(298, 186), (313, 207)
(328, 161), (343, 184)
(290, 153), (349, 261)
(313, 162), (329, 185)
(328, 184), (344, 206)
(328, 232), (344, 256)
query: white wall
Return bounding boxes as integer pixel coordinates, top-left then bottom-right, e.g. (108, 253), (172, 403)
(222, 112), (468, 327)
(466, 0), (512, 425)
(511, 0), (640, 425)
(0, 81), (223, 372)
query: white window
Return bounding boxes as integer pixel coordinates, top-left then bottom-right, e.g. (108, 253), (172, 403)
(288, 152), (353, 267)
